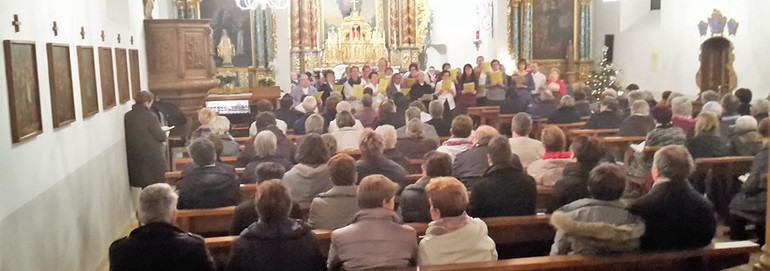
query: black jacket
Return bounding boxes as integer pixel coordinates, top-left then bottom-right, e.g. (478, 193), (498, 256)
(427, 117), (451, 137)
(176, 165), (239, 209)
(629, 180), (716, 251)
(238, 125), (297, 166)
(618, 115), (656, 137)
(553, 162), (596, 208)
(686, 134), (729, 159)
(398, 177), (432, 223)
(230, 199), (303, 235)
(409, 82), (434, 101)
(240, 155), (295, 184)
(275, 108), (303, 130)
(227, 219), (327, 271)
(109, 223), (216, 271)
(293, 113), (312, 135)
(356, 157), (407, 186)
(468, 164), (537, 218)
(453, 145), (523, 191)
(125, 104), (168, 188)
(585, 111), (623, 129)
(375, 111), (405, 129)
(547, 106), (581, 124)
(574, 101), (592, 117)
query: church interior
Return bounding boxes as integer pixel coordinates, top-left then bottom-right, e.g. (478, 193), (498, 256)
(2, 0), (770, 270)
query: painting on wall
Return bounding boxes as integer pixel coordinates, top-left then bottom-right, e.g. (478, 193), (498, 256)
(46, 43), (76, 128)
(129, 49), (141, 94)
(322, 0), (378, 39)
(3, 40), (43, 143)
(200, 0), (253, 67)
(99, 47), (116, 109)
(77, 46), (99, 118)
(115, 48), (130, 103)
(532, 0), (574, 60)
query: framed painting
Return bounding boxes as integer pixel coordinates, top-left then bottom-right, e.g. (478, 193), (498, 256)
(98, 47), (116, 109)
(115, 48), (130, 103)
(531, 0), (576, 60)
(129, 49), (141, 94)
(3, 40), (43, 143)
(200, 0), (253, 67)
(77, 46), (99, 118)
(46, 43), (76, 128)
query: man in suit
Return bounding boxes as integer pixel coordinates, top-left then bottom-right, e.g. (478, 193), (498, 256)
(176, 138), (239, 209)
(125, 91), (168, 211)
(109, 183), (217, 271)
(629, 145), (716, 251)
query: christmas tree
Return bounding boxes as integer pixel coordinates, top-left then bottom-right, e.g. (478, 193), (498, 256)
(585, 47), (621, 99)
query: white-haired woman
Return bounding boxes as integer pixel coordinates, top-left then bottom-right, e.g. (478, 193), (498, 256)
(240, 131), (294, 184)
(209, 116), (240, 157)
(396, 119), (439, 159)
(191, 108), (218, 140)
(671, 96), (695, 135)
(374, 125), (410, 170)
(730, 116), (763, 156)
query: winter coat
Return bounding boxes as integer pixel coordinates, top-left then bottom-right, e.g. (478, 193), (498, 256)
(307, 186), (360, 230)
(629, 178), (716, 251)
(240, 155), (294, 184)
(418, 214), (498, 266)
(356, 157), (407, 186)
(398, 177), (433, 223)
(468, 164), (536, 218)
(229, 198), (303, 235)
(283, 163), (333, 203)
(228, 218), (327, 271)
(176, 165), (239, 210)
(527, 158), (572, 187)
(328, 208), (418, 271)
(109, 223), (216, 271)
(686, 133), (729, 159)
(585, 111), (623, 129)
(550, 199), (645, 255)
(730, 146), (769, 214)
(547, 106), (581, 124)
(729, 129), (763, 156)
(628, 125), (686, 178)
(124, 104), (168, 188)
(396, 137), (439, 159)
(618, 115), (656, 137)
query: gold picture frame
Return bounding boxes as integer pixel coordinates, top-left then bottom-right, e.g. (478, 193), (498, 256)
(3, 40), (43, 143)
(99, 47), (116, 109)
(115, 48), (130, 103)
(46, 43), (76, 128)
(77, 46), (99, 118)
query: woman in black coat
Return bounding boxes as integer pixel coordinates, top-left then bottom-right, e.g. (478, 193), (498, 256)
(124, 91), (168, 188)
(398, 151), (452, 223)
(547, 95), (581, 124)
(686, 112), (728, 159)
(228, 180), (326, 271)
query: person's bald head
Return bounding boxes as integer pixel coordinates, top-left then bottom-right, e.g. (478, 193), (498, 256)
(472, 125), (499, 145)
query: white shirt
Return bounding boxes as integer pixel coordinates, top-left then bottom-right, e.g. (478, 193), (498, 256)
(249, 120), (287, 137)
(434, 80), (457, 110)
(328, 119), (364, 133)
(333, 127), (364, 152)
(532, 72), (546, 94)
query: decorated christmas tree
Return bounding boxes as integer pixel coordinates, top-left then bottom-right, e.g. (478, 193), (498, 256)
(585, 47), (621, 99)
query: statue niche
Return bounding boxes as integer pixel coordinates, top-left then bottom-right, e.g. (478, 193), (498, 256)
(696, 37), (737, 95)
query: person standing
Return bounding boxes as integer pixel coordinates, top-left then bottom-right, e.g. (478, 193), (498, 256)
(125, 91), (168, 208)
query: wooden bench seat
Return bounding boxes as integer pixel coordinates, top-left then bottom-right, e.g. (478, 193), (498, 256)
(394, 241), (759, 271)
(164, 168), (246, 184)
(568, 128), (619, 139)
(690, 156), (753, 220)
(176, 206), (237, 237)
(173, 156), (238, 170)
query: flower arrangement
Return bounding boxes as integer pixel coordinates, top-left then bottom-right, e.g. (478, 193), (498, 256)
(216, 71), (237, 87)
(258, 77), (276, 87)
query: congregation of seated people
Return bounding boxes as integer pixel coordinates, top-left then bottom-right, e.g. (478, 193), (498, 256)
(111, 58), (770, 270)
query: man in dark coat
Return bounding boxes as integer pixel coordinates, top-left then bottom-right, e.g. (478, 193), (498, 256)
(468, 135), (536, 218)
(629, 145), (716, 251)
(618, 100), (656, 137)
(452, 126), (522, 191)
(274, 94), (303, 129)
(109, 183), (216, 271)
(176, 139), (239, 210)
(238, 111), (297, 166)
(553, 136), (604, 208)
(585, 96), (623, 129)
(125, 91), (168, 189)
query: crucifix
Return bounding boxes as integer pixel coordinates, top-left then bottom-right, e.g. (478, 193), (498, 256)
(80, 27), (85, 39)
(101, 30), (105, 42)
(117, 34), (121, 43)
(52, 21), (59, 36)
(130, 36), (134, 45)
(11, 14), (21, 33)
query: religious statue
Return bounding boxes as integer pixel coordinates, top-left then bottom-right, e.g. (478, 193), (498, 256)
(144, 0), (154, 20)
(218, 29), (236, 67)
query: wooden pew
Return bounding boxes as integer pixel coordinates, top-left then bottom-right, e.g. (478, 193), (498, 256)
(530, 118), (548, 139)
(405, 174), (421, 186)
(601, 136), (646, 163)
(481, 107), (501, 128)
(205, 214), (556, 267)
(467, 106), (500, 127)
(407, 159), (423, 174)
(542, 122), (586, 141)
(176, 206), (236, 237)
(690, 156), (753, 220)
(536, 185), (556, 213)
(496, 114), (514, 134)
(567, 128), (619, 139)
(339, 149), (362, 160)
(165, 168), (246, 185)
(234, 137), (250, 146)
(173, 156), (238, 170)
(394, 241), (759, 271)
(239, 184), (256, 202)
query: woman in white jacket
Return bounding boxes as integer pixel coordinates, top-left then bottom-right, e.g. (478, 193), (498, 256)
(418, 177), (497, 266)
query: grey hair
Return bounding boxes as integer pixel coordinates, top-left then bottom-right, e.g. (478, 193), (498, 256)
(406, 118), (424, 138)
(671, 97), (692, 117)
(734, 116), (758, 133)
(305, 114), (325, 134)
(405, 106), (422, 121)
(700, 90), (720, 103)
(627, 90), (645, 108)
(630, 100), (650, 116)
(188, 138), (216, 166)
(429, 100), (444, 119)
(139, 183), (178, 225)
(602, 89), (618, 98)
(559, 95), (575, 108)
(752, 99), (770, 114)
(208, 116), (231, 135)
(374, 125), (397, 148)
(652, 145), (695, 181)
(302, 96), (318, 113)
(336, 101), (353, 113)
(254, 130), (277, 157)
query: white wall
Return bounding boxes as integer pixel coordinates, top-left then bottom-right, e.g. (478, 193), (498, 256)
(425, 0), (504, 69)
(593, 0), (770, 99)
(0, 0), (146, 269)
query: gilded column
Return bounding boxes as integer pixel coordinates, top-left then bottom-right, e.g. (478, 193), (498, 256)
(389, 0), (400, 49)
(308, 0), (318, 49)
(509, 0), (520, 59)
(255, 9), (266, 67)
(402, 0), (415, 46)
(265, 8), (275, 64)
(522, 0), (532, 60)
(290, 0), (300, 50)
(579, 0), (591, 60)
(300, 0), (311, 49)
